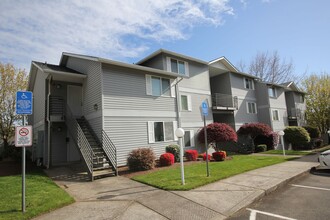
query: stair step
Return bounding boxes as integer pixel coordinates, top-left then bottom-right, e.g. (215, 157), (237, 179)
(93, 163), (110, 170)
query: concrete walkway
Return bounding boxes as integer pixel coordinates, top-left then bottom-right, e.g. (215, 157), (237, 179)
(34, 155), (319, 220)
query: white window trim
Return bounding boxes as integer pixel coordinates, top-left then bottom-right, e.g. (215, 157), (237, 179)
(145, 75), (175, 97)
(272, 109), (280, 121)
(147, 121), (177, 143)
(166, 57), (189, 76)
(184, 130), (195, 147)
(180, 94), (192, 111)
(243, 77), (255, 90)
(246, 102), (257, 114)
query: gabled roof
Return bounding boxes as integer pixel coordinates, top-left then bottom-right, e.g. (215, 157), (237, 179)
(60, 52), (187, 78)
(209, 56), (259, 79)
(280, 81), (307, 94)
(136, 49), (208, 65)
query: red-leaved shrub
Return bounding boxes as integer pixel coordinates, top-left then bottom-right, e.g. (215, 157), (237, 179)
(159, 153), (175, 166)
(237, 123), (272, 139)
(203, 153), (211, 161)
(185, 150), (198, 161)
(212, 151), (226, 161)
(198, 123), (238, 146)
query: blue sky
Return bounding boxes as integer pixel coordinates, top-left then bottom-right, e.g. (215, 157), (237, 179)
(1, 0), (329, 77)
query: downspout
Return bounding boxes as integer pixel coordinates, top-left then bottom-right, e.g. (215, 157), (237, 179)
(46, 75), (52, 169)
(174, 77), (184, 128)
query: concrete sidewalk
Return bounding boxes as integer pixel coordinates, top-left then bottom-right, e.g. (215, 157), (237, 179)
(34, 154), (319, 220)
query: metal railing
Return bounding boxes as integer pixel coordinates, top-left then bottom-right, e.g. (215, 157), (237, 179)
(102, 130), (118, 175)
(49, 96), (65, 116)
(212, 93), (238, 109)
(288, 108), (302, 118)
(65, 105), (94, 179)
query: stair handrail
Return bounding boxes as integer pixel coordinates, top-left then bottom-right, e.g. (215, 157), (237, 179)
(65, 105), (94, 179)
(101, 130), (118, 175)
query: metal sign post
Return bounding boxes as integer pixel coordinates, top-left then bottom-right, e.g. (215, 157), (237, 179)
(16, 91), (33, 213)
(201, 101), (210, 177)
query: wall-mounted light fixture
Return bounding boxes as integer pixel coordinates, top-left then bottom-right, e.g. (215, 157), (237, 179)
(94, 104), (98, 111)
(56, 84), (62, 89)
(57, 127), (62, 132)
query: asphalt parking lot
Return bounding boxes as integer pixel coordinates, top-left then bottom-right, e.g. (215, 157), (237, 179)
(228, 168), (330, 220)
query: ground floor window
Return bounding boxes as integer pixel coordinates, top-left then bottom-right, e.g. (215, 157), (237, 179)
(148, 121), (177, 143)
(184, 130), (195, 147)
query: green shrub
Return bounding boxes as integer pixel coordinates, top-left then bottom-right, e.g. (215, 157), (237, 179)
(303, 126), (321, 138)
(165, 145), (180, 162)
(255, 144), (267, 153)
(127, 148), (156, 171)
(284, 126), (310, 150)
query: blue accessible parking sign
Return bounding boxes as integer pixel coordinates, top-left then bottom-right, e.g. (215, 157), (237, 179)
(16, 91), (33, 115)
(201, 101), (209, 116)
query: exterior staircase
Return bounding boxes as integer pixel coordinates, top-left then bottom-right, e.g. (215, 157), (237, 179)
(76, 117), (117, 179)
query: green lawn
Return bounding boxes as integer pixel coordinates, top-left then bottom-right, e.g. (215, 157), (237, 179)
(0, 169), (74, 220)
(261, 150), (314, 156)
(132, 155), (294, 190)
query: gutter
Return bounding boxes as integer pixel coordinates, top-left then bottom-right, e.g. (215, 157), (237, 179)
(174, 77), (184, 128)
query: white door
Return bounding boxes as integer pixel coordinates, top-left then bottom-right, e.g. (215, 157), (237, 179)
(67, 85), (82, 117)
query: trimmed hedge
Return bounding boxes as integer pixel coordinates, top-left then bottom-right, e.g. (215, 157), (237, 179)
(284, 126), (310, 150)
(203, 153), (211, 161)
(165, 145), (180, 162)
(255, 144), (267, 153)
(212, 151), (226, 161)
(185, 150), (198, 161)
(159, 153), (175, 166)
(303, 126), (321, 138)
(127, 148), (156, 171)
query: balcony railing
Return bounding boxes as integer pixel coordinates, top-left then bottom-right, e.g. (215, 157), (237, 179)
(212, 93), (238, 110)
(49, 96), (65, 121)
(288, 108), (302, 119)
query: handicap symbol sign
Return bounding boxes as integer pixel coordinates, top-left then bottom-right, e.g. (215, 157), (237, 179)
(16, 91), (33, 115)
(201, 101), (209, 116)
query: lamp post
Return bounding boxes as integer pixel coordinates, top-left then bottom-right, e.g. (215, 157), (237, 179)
(278, 131), (285, 156)
(175, 128), (185, 185)
(327, 130), (330, 145)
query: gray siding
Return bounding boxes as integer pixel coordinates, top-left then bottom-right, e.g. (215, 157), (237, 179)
(66, 57), (103, 136)
(33, 69), (47, 126)
(210, 73), (232, 95)
(102, 65), (176, 112)
(104, 116), (177, 166)
(139, 54), (164, 70)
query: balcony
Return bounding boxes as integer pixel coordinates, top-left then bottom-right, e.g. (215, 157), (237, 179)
(49, 96), (65, 121)
(212, 93), (238, 111)
(288, 108), (302, 119)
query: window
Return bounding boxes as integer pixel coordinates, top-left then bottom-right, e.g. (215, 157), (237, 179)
(244, 78), (254, 90)
(299, 94), (304, 103)
(184, 130), (195, 147)
(148, 121), (177, 143)
(268, 87), (276, 98)
(272, 110), (279, 121)
(167, 57), (188, 76)
(180, 95), (192, 111)
(247, 102), (257, 114)
(146, 75), (173, 97)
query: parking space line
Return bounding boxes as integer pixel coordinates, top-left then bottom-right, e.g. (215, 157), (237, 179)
(247, 208), (297, 220)
(291, 184), (330, 191)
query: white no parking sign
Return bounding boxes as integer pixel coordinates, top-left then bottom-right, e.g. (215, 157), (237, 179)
(15, 126), (32, 147)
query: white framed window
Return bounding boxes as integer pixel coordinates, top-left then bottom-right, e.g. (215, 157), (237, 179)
(146, 75), (175, 97)
(268, 87), (276, 98)
(247, 102), (257, 114)
(272, 110), (280, 121)
(148, 121), (178, 143)
(244, 78), (254, 90)
(299, 94), (304, 103)
(180, 95), (192, 111)
(166, 57), (189, 76)
(184, 130), (195, 147)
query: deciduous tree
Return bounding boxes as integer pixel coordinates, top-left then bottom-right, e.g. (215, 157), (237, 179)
(238, 51), (295, 84)
(0, 62), (28, 147)
(302, 73), (330, 134)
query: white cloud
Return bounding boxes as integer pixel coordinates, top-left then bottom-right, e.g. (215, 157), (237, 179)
(0, 0), (234, 70)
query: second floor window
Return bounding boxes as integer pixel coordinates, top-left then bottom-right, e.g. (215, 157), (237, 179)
(181, 95), (192, 111)
(272, 110), (280, 121)
(244, 78), (254, 90)
(146, 75), (174, 97)
(247, 102), (257, 114)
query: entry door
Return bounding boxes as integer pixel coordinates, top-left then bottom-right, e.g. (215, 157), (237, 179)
(67, 85), (82, 117)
